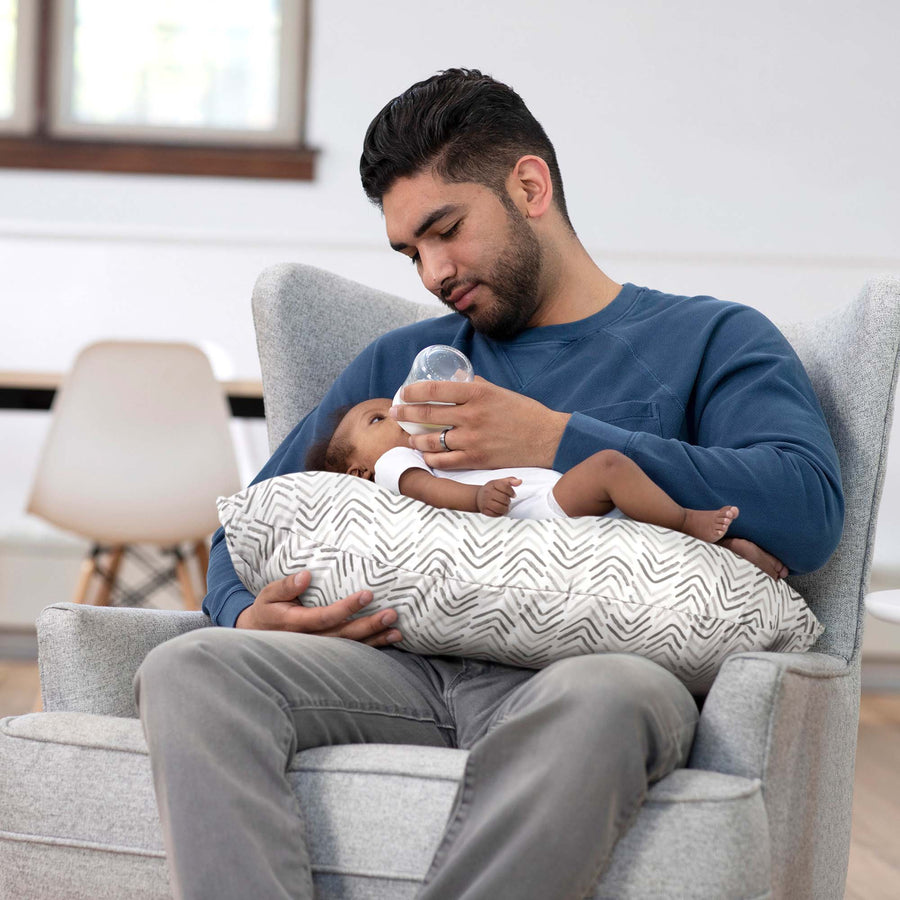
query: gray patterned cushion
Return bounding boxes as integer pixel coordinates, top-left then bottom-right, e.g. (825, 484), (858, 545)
(218, 471), (823, 693)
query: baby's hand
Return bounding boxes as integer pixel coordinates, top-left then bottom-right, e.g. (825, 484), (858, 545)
(476, 477), (522, 517)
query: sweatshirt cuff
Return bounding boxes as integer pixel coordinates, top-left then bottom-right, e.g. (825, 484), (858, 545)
(554, 412), (635, 473)
(207, 585), (255, 628)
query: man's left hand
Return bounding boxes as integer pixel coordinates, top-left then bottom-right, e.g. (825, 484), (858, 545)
(391, 377), (570, 470)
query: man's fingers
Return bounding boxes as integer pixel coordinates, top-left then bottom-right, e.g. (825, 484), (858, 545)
(362, 629), (404, 647)
(325, 607), (400, 642)
(302, 590), (375, 632)
(395, 380), (477, 406)
(258, 570), (312, 605)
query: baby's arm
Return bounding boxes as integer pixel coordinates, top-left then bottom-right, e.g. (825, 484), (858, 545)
(399, 469), (521, 517)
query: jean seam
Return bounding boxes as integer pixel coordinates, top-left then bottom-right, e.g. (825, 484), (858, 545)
(582, 788), (646, 899)
(283, 701), (455, 733)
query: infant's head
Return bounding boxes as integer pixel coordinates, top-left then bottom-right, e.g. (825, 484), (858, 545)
(305, 398), (408, 480)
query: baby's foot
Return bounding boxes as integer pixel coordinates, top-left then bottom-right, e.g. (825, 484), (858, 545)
(682, 506), (739, 543)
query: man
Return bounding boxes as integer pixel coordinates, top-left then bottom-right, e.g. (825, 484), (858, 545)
(136, 69), (843, 899)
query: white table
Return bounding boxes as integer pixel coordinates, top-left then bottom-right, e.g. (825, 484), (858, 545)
(866, 590), (900, 624)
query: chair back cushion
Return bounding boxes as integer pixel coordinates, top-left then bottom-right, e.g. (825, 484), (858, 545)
(252, 264), (438, 451)
(779, 276), (900, 660)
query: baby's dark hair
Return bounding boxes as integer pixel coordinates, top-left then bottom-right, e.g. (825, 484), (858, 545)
(304, 405), (355, 473)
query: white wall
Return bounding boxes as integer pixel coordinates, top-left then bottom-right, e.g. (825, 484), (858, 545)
(2, 1), (899, 625)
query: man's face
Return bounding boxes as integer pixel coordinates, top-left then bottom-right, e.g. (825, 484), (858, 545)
(382, 170), (543, 340)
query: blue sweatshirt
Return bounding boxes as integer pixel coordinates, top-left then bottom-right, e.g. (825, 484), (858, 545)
(204, 282), (844, 626)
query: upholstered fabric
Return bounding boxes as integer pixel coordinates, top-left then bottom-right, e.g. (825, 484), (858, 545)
(690, 650), (862, 899)
(0, 711), (463, 900)
(0, 707), (770, 900)
(779, 276), (900, 661)
(218, 470), (822, 693)
(37, 603), (210, 717)
(252, 263), (439, 452)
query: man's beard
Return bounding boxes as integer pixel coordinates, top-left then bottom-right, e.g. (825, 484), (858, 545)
(445, 206), (543, 341)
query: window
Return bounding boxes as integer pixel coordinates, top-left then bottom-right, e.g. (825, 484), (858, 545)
(0, 0), (38, 133)
(0, 0), (314, 178)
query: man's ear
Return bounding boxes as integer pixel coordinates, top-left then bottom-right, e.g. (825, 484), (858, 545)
(506, 155), (553, 220)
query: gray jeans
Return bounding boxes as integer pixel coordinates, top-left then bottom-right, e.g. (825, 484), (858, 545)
(135, 628), (698, 900)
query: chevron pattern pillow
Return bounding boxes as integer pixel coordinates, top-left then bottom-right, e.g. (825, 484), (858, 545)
(218, 471), (823, 693)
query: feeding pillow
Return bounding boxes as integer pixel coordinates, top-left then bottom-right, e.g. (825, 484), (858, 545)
(217, 471), (823, 693)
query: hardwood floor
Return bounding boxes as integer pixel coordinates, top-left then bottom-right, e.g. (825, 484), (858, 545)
(845, 692), (900, 899)
(0, 660), (897, 897)
(0, 659), (40, 716)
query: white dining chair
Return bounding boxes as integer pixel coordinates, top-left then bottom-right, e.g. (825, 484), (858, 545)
(27, 340), (241, 609)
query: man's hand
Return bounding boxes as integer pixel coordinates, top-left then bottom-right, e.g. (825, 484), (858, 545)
(235, 571), (402, 646)
(391, 377), (570, 470)
(476, 477), (522, 517)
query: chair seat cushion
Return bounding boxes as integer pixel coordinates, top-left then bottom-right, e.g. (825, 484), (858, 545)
(0, 711), (771, 900)
(218, 471), (822, 692)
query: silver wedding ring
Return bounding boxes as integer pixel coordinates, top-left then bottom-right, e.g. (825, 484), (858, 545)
(439, 427), (453, 452)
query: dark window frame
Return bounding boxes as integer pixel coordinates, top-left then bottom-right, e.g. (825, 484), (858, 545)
(0, 0), (316, 180)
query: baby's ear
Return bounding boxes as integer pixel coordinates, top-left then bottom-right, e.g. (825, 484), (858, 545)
(347, 465), (368, 479)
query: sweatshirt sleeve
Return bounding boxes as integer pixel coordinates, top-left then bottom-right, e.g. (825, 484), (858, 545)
(554, 305), (843, 574)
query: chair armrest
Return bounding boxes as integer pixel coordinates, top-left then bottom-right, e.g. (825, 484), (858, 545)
(689, 650), (857, 778)
(689, 650), (860, 899)
(37, 602), (212, 718)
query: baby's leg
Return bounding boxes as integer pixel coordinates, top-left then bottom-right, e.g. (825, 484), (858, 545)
(553, 450), (738, 542)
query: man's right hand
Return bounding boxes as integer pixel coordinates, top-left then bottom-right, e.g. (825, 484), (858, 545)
(235, 571), (402, 646)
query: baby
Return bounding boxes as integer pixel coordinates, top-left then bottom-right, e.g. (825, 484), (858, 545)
(306, 398), (740, 545)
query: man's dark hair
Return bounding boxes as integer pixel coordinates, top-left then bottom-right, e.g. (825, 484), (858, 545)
(360, 68), (572, 230)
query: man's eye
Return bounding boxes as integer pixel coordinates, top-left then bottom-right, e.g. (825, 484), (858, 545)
(410, 252), (420, 266)
(440, 221), (461, 240)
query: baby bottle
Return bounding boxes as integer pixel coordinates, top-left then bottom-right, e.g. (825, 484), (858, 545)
(392, 345), (474, 435)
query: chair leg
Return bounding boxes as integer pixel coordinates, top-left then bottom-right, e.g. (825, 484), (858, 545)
(174, 548), (199, 610)
(194, 538), (210, 591)
(94, 547), (124, 606)
(72, 548), (100, 603)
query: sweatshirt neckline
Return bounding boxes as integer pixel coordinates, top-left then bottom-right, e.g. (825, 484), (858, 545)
(493, 282), (641, 345)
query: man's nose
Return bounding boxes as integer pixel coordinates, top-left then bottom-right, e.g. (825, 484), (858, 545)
(420, 249), (455, 294)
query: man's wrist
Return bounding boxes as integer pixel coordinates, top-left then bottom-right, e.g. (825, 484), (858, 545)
(540, 411), (571, 468)
(235, 603), (256, 629)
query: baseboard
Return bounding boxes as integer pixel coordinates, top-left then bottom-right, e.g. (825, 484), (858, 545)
(0, 629), (37, 660)
(861, 658), (900, 692)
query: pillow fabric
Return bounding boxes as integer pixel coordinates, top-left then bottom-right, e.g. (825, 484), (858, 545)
(218, 471), (823, 693)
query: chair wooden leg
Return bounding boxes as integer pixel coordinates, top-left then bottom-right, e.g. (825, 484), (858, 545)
(175, 550), (199, 610)
(94, 547), (124, 606)
(194, 539), (210, 592)
(73, 551), (99, 603)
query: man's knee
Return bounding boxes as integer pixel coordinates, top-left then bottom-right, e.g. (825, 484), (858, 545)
(135, 627), (234, 707)
(518, 653), (695, 725)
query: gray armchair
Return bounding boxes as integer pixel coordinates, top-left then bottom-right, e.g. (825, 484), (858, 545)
(2, 266), (898, 900)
